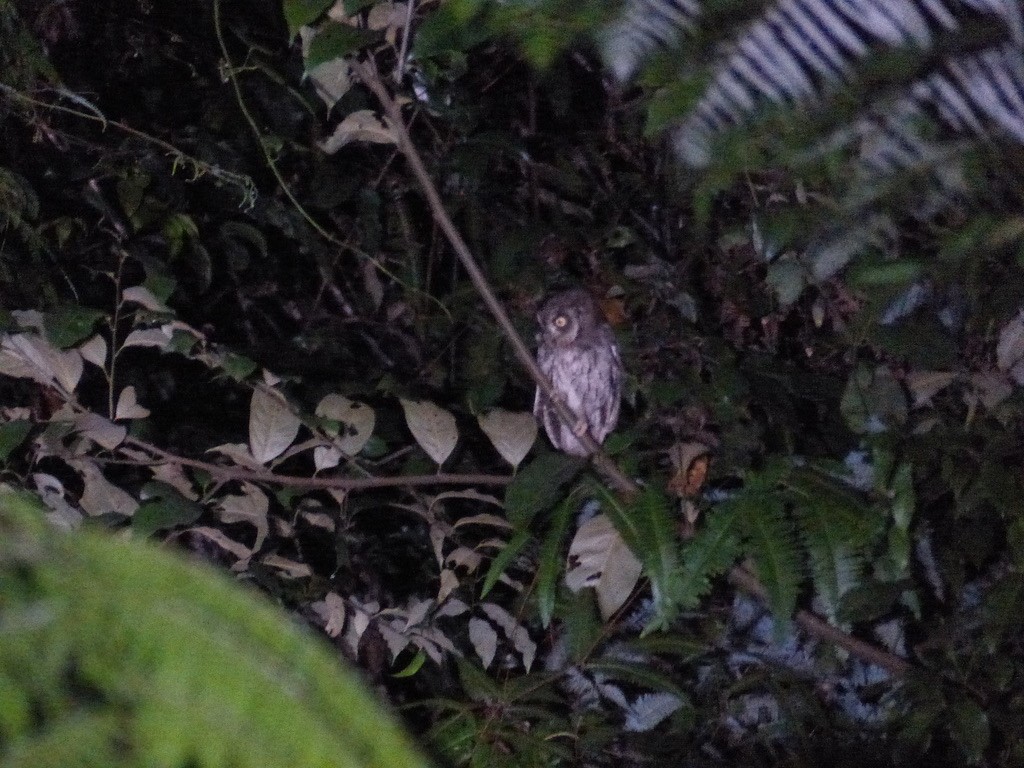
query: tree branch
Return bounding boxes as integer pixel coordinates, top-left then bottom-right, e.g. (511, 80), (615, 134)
(352, 57), (914, 680)
(351, 57), (635, 496)
(122, 437), (511, 492)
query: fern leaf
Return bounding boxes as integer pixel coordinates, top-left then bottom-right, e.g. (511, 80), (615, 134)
(735, 492), (804, 627)
(789, 468), (884, 620)
(675, 501), (743, 609)
(598, 484), (682, 624)
(606, 0), (1024, 175)
(603, 0), (700, 80)
(0, 489), (431, 768)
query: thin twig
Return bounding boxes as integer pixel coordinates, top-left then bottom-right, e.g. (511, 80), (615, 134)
(122, 437), (511, 491)
(352, 57), (914, 680)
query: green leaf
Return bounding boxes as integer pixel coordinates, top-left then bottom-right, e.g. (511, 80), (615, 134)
(766, 257), (808, 307)
(676, 503), (741, 609)
(220, 353), (258, 381)
(584, 659), (687, 699)
(480, 531), (529, 598)
(282, 0), (334, 38)
(840, 364), (908, 434)
(948, 699), (989, 764)
(455, 657), (502, 702)
(849, 259), (922, 287)
(133, 482), (204, 537)
(0, 488), (431, 768)
(982, 573), (1024, 647)
(837, 579), (906, 624)
(0, 420), (32, 461)
(343, 0), (379, 15)
(392, 649), (427, 678)
(536, 496), (575, 627)
(305, 23), (381, 70)
(789, 467), (882, 619)
(598, 485), (681, 626)
(44, 306), (105, 349)
(504, 453), (584, 528)
(735, 493), (802, 630)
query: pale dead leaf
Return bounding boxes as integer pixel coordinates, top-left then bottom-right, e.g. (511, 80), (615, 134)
(0, 333), (83, 392)
(403, 598), (434, 630)
(33, 471), (83, 530)
(78, 335), (107, 367)
(997, 310), (1024, 372)
(122, 326), (173, 349)
(74, 413), (127, 450)
(666, 440), (712, 497)
(480, 602), (536, 671)
(366, 2), (407, 32)
(469, 617), (498, 668)
(207, 442), (264, 470)
(11, 309), (44, 331)
(151, 462), (200, 500)
(377, 622), (411, 661)
(478, 409), (537, 469)
(122, 285), (171, 312)
(185, 526), (253, 561)
(260, 553), (313, 578)
(320, 110), (396, 154)
(400, 399), (458, 465)
(905, 371), (956, 408)
(565, 514), (643, 620)
(453, 512), (513, 529)
(314, 445), (343, 471)
(249, 387), (301, 463)
(435, 598), (469, 618)
(71, 460), (139, 517)
(300, 509), (335, 531)
(967, 372), (1013, 410)
(316, 394), (376, 455)
(362, 259), (385, 310)
(115, 385), (151, 420)
(216, 482), (270, 551)
(299, 24), (353, 109)
(445, 546), (482, 574)
(437, 568), (459, 602)
(312, 592), (347, 638)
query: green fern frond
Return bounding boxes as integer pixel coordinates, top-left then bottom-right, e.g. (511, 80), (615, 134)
(734, 491), (804, 629)
(789, 467), (886, 621)
(675, 502), (743, 610)
(0, 489), (431, 768)
(597, 484), (681, 626)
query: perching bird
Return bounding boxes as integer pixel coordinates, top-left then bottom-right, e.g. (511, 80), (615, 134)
(534, 288), (623, 456)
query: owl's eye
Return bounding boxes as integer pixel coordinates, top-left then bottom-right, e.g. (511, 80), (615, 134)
(554, 315), (568, 329)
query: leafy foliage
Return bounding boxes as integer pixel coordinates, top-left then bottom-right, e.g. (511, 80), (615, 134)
(0, 488), (431, 767)
(2, 0), (1024, 765)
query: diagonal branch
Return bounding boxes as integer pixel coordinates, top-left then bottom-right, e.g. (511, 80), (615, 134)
(352, 55), (914, 680)
(351, 57), (635, 496)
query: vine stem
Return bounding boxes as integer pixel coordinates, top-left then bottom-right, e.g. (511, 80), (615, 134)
(352, 56), (913, 680)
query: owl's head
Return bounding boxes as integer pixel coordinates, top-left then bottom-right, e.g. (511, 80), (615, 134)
(537, 289), (598, 346)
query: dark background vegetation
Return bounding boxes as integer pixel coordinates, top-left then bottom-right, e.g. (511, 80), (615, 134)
(3, 0), (1024, 765)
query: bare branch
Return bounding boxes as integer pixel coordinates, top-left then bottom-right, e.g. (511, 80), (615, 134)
(122, 437), (511, 491)
(352, 56), (914, 681)
(351, 56), (636, 496)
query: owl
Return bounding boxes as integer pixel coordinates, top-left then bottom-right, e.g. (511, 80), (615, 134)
(534, 288), (623, 456)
